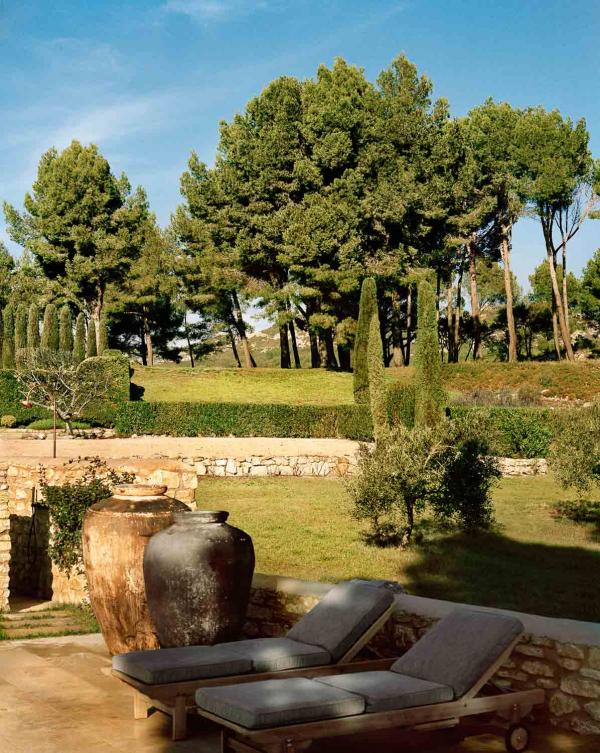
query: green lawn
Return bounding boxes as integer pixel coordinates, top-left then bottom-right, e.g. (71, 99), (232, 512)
(132, 361), (600, 404)
(196, 476), (600, 622)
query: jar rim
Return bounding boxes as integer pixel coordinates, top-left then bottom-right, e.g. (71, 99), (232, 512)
(174, 510), (229, 524)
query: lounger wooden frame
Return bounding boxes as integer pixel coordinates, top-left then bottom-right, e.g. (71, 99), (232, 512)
(198, 632), (545, 753)
(112, 603), (396, 741)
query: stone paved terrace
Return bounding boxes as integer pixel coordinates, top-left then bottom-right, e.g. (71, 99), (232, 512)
(0, 634), (590, 753)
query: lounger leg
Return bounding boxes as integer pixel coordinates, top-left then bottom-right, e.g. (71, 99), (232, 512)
(172, 695), (188, 741)
(133, 691), (150, 720)
(220, 730), (229, 753)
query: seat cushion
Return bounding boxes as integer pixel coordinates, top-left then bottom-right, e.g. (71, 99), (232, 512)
(195, 677), (365, 729)
(112, 645), (252, 685)
(392, 609), (523, 698)
(316, 671), (454, 712)
(287, 581), (394, 662)
(218, 637), (331, 673)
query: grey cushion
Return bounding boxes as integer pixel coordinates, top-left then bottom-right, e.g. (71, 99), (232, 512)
(195, 677), (365, 729)
(112, 645), (251, 685)
(287, 582), (394, 662)
(392, 609), (523, 698)
(316, 671), (453, 712)
(218, 637), (331, 672)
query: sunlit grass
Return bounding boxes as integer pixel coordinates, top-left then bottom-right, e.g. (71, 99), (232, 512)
(197, 475), (599, 622)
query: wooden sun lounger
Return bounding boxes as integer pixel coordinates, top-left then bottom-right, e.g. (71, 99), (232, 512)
(112, 602), (395, 741)
(196, 619), (545, 753)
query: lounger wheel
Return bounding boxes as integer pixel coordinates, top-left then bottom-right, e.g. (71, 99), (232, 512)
(505, 723), (530, 752)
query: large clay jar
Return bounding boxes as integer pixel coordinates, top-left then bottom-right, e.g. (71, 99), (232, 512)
(82, 484), (189, 655)
(143, 510), (255, 647)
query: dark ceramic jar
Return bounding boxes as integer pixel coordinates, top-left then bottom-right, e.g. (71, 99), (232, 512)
(143, 510), (255, 647)
(82, 484), (189, 655)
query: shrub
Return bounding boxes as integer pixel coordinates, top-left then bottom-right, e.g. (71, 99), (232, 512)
(27, 303), (40, 349)
(413, 279), (446, 427)
(2, 305), (15, 369)
(73, 313), (86, 364)
(387, 382), (416, 429)
(41, 303), (59, 351)
(86, 318), (97, 358)
(114, 401), (373, 440)
(78, 353), (131, 425)
(98, 317), (108, 355)
(0, 370), (50, 424)
(59, 305), (74, 353)
(40, 458), (133, 573)
(368, 307), (388, 441)
(15, 304), (28, 351)
(27, 419), (91, 430)
(548, 402), (600, 495)
(0, 414), (16, 428)
(353, 278), (378, 404)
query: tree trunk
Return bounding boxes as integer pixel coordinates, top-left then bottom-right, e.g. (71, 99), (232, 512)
(325, 330), (338, 369)
(337, 345), (351, 371)
(453, 263), (464, 363)
(92, 286), (105, 353)
(140, 321), (147, 366)
(468, 239), (481, 360)
(227, 327), (242, 368)
(551, 290), (562, 360)
(561, 237), (570, 331)
(309, 330), (320, 368)
(289, 320), (301, 368)
(231, 291), (256, 368)
(142, 311), (154, 368)
(500, 225), (518, 362)
(446, 283), (455, 363)
(405, 285), (413, 365)
(545, 248), (574, 361)
(391, 289), (404, 366)
(184, 313), (195, 368)
(279, 324), (291, 369)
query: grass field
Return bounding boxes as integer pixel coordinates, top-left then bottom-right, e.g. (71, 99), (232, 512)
(133, 361), (600, 404)
(197, 476), (599, 622)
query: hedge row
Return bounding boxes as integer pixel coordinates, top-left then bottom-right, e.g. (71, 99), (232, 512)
(0, 370), (50, 424)
(113, 398), (554, 458)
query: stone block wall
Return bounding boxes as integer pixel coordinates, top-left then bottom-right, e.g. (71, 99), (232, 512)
(0, 458), (197, 607)
(184, 454), (356, 478)
(243, 574), (600, 737)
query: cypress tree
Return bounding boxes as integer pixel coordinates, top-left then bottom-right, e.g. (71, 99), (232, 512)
(2, 305), (15, 369)
(98, 316), (108, 355)
(15, 303), (28, 352)
(27, 303), (40, 350)
(41, 303), (60, 351)
(0, 310), (3, 363)
(86, 317), (97, 358)
(413, 278), (446, 428)
(73, 313), (86, 364)
(367, 307), (389, 442)
(353, 278), (378, 404)
(59, 305), (74, 353)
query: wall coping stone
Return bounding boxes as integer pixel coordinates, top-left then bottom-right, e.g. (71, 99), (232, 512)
(252, 573), (600, 647)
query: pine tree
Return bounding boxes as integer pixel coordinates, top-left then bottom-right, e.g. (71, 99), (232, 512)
(98, 317), (108, 355)
(41, 303), (59, 351)
(86, 317), (97, 358)
(2, 305), (15, 369)
(59, 305), (73, 353)
(353, 278), (378, 404)
(414, 278), (446, 427)
(73, 313), (86, 364)
(27, 303), (40, 350)
(15, 303), (28, 351)
(367, 307), (389, 442)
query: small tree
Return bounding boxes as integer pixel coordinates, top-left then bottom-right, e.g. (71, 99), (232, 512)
(86, 317), (97, 358)
(414, 278), (446, 427)
(368, 310), (389, 442)
(15, 303), (28, 351)
(41, 303), (59, 351)
(15, 348), (116, 435)
(353, 278), (378, 404)
(98, 317), (108, 355)
(59, 305), (73, 353)
(2, 305), (15, 369)
(73, 313), (86, 364)
(27, 303), (40, 349)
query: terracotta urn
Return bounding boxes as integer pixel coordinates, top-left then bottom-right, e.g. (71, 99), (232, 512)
(143, 510), (255, 647)
(82, 484), (189, 655)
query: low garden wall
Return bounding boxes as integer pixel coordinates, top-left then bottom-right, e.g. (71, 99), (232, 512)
(245, 574), (600, 737)
(0, 458), (197, 606)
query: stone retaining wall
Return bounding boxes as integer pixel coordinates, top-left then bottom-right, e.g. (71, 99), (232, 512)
(187, 454), (356, 478)
(244, 574), (600, 737)
(0, 458), (197, 607)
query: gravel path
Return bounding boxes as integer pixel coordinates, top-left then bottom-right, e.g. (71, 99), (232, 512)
(0, 435), (361, 461)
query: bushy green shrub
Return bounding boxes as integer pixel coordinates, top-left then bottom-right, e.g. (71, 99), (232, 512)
(0, 370), (50, 424)
(0, 414), (16, 428)
(548, 402), (600, 494)
(78, 353), (131, 425)
(27, 419), (91, 430)
(386, 382), (416, 428)
(114, 401), (373, 440)
(98, 317), (108, 355)
(353, 278), (378, 404)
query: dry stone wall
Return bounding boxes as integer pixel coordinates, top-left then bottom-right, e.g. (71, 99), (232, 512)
(0, 492), (9, 611)
(244, 575), (600, 738)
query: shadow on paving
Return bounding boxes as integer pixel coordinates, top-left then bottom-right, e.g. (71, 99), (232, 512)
(368, 529), (600, 622)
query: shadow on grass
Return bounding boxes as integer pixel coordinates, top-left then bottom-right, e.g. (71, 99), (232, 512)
(393, 529), (600, 622)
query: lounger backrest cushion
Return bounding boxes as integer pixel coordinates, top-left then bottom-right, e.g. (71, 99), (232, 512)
(287, 581), (394, 662)
(391, 608), (523, 698)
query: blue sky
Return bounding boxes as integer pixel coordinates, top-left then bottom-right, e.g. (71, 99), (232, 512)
(1, 0), (599, 303)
